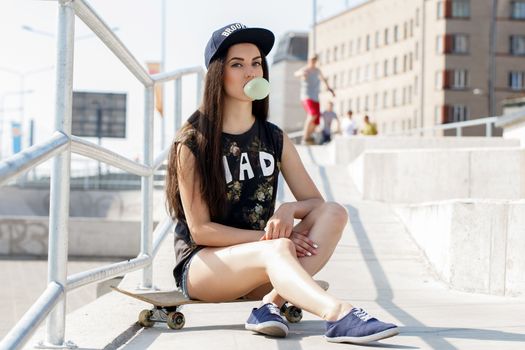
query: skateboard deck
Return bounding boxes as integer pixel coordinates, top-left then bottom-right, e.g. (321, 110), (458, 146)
(111, 280), (329, 307)
(112, 280), (329, 329)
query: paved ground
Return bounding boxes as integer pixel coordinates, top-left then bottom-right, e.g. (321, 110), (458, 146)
(15, 145), (525, 349)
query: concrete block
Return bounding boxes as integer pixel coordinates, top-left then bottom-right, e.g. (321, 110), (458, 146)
(351, 148), (524, 203)
(449, 202), (507, 295)
(0, 217), (153, 258)
(469, 150), (522, 198)
(395, 201), (453, 282)
(333, 136), (520, 165)
(395, 200), (525, 297)
(506, 201), (525, 297)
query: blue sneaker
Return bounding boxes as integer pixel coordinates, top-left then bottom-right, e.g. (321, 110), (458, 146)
(245, 303), (289, 337)
(325, 307), (399, 344)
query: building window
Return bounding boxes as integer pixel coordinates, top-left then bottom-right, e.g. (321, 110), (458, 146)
(374, 93), (379, 110)
(349, 40), (354, 56)
(410, 19), (414, 36)
(452, 69), (468, 89)
(333, 75), (337, 89)
(415, 42), (419, 60)
(392, 89), (398, 106)
(404, 22), (408, 39)
(451, 105), (468, 122)
(365, 64), (371, 81)
(511, 1), (525, 19)
(408, 85), (413, 103)
(435, 106), (442, 124)
(348, 98), (353, 110)
(394, 25), (399, 42)
(416, 8), (420, 26)
(326, 48), (331, 63)
(437, 34), (469, 54)
(356, 67), (361, 83)
(383, 91), (388, 108)
(365, 95), (369, 110)
(403, 54), (408, 72)
(384, 59), (389, 76)
(414, 76), (419, 95)
(374, 62), (380, 78)
(509, 71), (525, 90)
(440, 105), (468, 123)
(341, 43), (346, 58)
(393, 57), (398, 74)
(402, 87), (407, 105)
(348, 69), (353, 86)
(438, 0), (470, 19)
(384, 28), (389, 45)
(366, 34), (371, 51)
(334, 46), (338, 61)
(356, 97), (361, 112)
(375, 31), (380, 47)
(510, 35), (525, 55)
(341, 71), (346, 88)
(436, 69), (468, 89)
(409, 53), (414, 70)
(357, 37), (362, 53)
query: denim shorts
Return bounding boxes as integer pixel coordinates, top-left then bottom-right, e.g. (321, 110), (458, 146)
(180, 250), (199, 299)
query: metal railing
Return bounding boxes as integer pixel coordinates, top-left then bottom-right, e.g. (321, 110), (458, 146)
(385, 116), (500, 137)
(0, 0), (203, 349)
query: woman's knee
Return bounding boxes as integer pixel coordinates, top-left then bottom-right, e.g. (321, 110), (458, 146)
(264, 238), (295, 259)
(322, 202), (348, 230)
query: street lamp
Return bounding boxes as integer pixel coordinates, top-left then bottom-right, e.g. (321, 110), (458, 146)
(0, 65), (55, 150)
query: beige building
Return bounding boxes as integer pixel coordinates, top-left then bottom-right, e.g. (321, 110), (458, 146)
(314, 0), (525, 136)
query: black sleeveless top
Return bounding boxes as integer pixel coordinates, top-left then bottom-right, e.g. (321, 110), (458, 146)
(172, 115), (284, 287)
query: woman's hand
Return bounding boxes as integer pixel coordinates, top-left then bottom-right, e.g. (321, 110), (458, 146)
(290, 230), (318, 258)
(262, 203), (295, 240)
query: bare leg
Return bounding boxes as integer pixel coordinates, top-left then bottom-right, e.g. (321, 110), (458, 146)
(255, 203), (347, 307)
(302, 114), (316, 143)
(186, 204), (351, 321)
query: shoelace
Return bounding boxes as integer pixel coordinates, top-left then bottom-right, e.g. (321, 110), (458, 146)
(266, 303), (281, 316)
(352, 308), (373, 322)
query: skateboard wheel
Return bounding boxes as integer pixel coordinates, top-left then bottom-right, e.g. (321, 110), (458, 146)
(138, 309), (154, 328)
(167, 311), (185, 330)
(284, 305), (303, 323)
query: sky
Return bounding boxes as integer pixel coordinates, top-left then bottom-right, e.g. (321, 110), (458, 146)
(0, 0), (367, 168)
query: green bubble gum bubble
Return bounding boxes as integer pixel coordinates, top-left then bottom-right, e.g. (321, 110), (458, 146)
(244, 77), (270, 100)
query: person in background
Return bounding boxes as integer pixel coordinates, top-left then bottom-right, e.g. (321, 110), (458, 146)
(320, 101), (340, 144)
(294, 55), (335, 145)
(360, 115), (378, 136)
(341, 110), (356, 137)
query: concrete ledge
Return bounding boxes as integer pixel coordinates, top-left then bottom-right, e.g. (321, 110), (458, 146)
(0, 217), (155, 258)
(395, 199), (525, 297)
(333, 136), (520, 164)
(349, 147), (525, 203)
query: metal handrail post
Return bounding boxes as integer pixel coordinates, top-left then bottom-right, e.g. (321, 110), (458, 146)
(486, 121), (493, 137)
(45, 0), (75, 347)
(141, 86), (155, 288)
(174, 78), (182, 133)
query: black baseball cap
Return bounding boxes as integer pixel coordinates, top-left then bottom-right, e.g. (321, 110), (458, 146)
(204, 23), (275, 68)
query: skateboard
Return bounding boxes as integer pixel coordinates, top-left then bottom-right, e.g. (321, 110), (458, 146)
(112, 280), (329, 330)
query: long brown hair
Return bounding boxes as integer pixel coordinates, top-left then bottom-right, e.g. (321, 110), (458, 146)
(166, 47), (270, 222)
